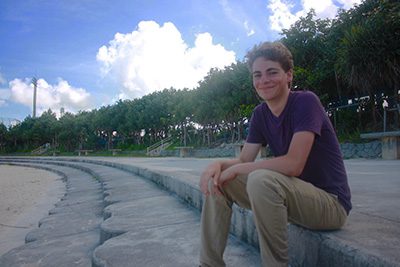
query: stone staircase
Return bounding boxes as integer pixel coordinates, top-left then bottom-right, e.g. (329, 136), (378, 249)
(31, 143), (51, 155)
(0, 158), (260, 267)
(146, 136), (173, 156)
(1, 156), (399, 267)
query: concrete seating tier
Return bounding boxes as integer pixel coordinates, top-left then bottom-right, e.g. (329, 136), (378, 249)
(0, 156), (399, 267)
(0, 158), (259, 267)
(75, 149), (94, 156)
(0, 162), (103, 267)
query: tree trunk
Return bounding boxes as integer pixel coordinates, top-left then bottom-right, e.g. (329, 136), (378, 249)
(237, 121), (242, 142)
(370, 97), (377, 130)
(334, 70), (342, 100)
(231, 123), (235, 143)
(108, 131), (112, 150)
(183, 124), (187, 146)
(207, 127), (211, 147)
(393, 84), (400, 129)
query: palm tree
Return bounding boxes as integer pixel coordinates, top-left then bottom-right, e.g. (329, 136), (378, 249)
(335, 0), (400, 129)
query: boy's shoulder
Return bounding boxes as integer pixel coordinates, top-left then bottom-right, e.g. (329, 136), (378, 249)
(290, 90), (321, 108)
(291, 90), (319, 101)
(253, 101), (266, 113)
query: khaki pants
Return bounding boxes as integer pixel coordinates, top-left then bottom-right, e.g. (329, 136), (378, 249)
(200, 169), (347, 267)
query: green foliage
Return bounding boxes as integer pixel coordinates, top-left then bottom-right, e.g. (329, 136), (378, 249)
(0, 123), (8, 153)
(281, 9), (337, 101)
(332, 108), (360, 136)
(337, 128), (362, 143)
(2, 1), (399, 153)
(336, 0), (400, 95)
(240, 104), (256, 118)
(117, 143), (146, 151)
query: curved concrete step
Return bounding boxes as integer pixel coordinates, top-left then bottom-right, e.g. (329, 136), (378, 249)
(2, 157), (399, 267)
(0, 162), (103, 267)
(0, 158), (262, 267)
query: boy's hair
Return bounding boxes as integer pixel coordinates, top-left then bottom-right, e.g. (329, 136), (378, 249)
(245, 42), (294, 72)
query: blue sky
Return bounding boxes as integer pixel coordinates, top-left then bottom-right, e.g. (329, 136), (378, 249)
(0, 0), (361, 124)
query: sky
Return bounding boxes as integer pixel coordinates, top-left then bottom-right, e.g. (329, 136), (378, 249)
(0, 0), (362, 124)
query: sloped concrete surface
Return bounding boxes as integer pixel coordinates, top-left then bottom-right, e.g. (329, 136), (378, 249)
(0, 156), (399, 267)
(0, 163), (103, 267)
(83, 157), (400, 267)
(0, 231), (99, 267)
(93, 221), (260, 267)
(100, 196), (199, 242)
(0, 158), (262, 266)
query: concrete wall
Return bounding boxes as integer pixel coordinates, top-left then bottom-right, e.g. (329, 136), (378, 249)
(340, 140), (381, 159)
(161, 141), (382, 159)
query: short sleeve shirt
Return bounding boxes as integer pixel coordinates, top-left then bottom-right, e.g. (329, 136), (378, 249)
(247, 91), (352, 214)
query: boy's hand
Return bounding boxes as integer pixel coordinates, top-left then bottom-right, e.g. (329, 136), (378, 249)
(217, 166), (237, 186)
(200, 161), (222, 196)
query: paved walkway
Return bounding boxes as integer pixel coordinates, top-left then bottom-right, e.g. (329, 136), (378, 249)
(0, 156), (399, 266)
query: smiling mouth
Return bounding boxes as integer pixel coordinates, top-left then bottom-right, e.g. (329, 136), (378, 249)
(258, 86), (274, 91)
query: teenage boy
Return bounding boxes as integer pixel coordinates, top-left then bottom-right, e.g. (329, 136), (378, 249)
(199, 42), (351, 267)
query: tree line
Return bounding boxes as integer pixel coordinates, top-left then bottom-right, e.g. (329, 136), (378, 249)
(1, 0), (399, 154)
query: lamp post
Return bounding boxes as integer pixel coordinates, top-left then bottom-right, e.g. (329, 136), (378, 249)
(382, 99), (389, 132)
(32, 77), (37, 118)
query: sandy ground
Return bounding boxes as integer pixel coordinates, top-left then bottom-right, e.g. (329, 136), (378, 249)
(0, 165), (65, 256)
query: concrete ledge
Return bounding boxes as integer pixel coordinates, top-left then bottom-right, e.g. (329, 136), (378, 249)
(175, 146), (194, 157)
(108, 149), (122, 156)
(73, 157), (400, 267)
(1, 157), (399, 267)
(360, 131), (400, 139)
(75, 149), (94, 156)
(360, 131), (400, 159)
(0, 157), (261, 266)
(0, 161), (103, 267)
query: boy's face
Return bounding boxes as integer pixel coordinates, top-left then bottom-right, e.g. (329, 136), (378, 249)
(251, 57), (292, 103)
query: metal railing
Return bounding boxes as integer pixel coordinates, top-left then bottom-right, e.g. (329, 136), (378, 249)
(146, 136), (173, 156)
(31, 143), (51, 155)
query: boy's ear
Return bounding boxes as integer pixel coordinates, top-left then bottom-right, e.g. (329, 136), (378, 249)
(286, 69), (293, 82)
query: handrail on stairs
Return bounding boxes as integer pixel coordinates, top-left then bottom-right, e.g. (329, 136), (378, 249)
(146, 136), (173, 156)
(31, 143), (51, 155)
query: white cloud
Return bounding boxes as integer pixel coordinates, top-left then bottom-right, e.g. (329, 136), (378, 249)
(97, 21), (236, 99)
(0, 89), (10, 107)
(0, 72), (5, 85)
(9, 78), (93, 116)
(337, 0), (362, 9)
(268, 0), (362, 32)
(268, 0), (298, 32)
(220, 0), (256, 37)
(302, 0), (338, 18)
(0, 72), (9, 107)
(244, 21), (255, 36)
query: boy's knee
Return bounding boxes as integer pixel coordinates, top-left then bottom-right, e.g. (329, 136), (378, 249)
(246, 169), (282, 199)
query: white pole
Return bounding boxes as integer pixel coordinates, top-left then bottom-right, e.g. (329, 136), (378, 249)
(32, 77), (38, 118)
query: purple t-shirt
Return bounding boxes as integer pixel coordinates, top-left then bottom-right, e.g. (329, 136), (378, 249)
(247, 91), (352, 214)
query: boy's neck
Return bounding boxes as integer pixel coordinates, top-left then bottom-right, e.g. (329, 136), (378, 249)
(265, 88), (290, 117)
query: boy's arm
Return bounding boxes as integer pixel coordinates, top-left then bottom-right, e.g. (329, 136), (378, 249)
(216, 131), (315, 185)
(221, 142), (263, 169)
(199, 142), (262, 195)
